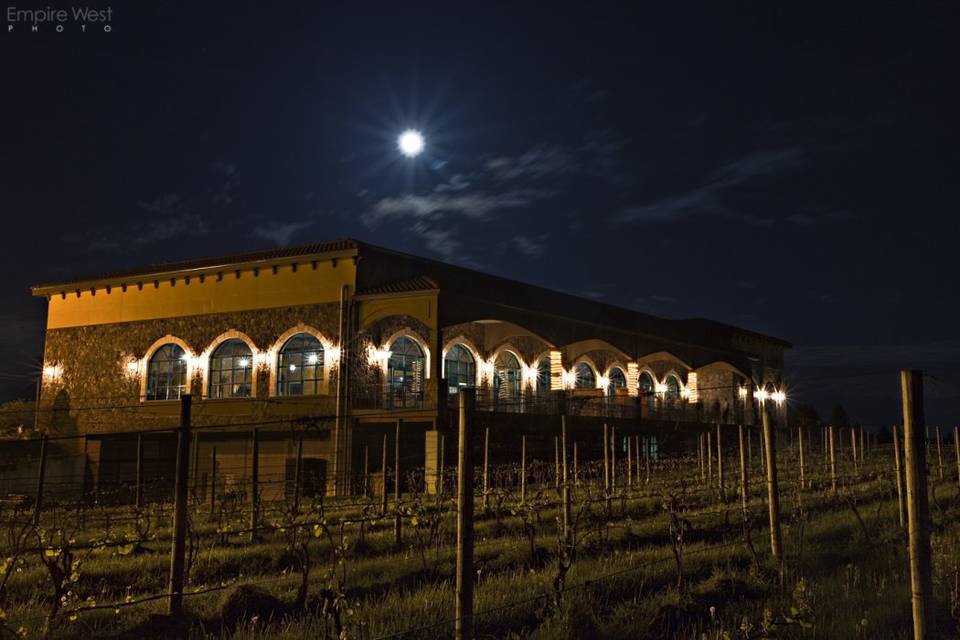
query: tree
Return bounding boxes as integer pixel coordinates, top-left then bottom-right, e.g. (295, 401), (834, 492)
(830, 403), (850, 429)
(0, 399), (36, 439)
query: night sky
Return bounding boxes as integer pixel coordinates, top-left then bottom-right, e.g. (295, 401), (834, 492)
(3, 3), (958, 426)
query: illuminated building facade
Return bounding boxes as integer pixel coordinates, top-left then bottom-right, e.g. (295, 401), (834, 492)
(29, 239), (789, 497)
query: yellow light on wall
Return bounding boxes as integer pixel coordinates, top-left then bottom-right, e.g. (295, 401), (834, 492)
(654, 382), (668, 395)
(326, 345), (342, 365)
(122, 356), (140, 380)
(367, 345), (392, 371)
(521, 364), (538, 388)
(561, 369), (577, 389)
(685, 371), (698, 403)
(254, 352), (272, 369)
(479, 359), (496, 385)
(754, 388), (769, 402)
(771, 389), (786, 405)
(596, 374), (610, 391)
(738, 386), (748, 399)
(42, 363), (63, 382)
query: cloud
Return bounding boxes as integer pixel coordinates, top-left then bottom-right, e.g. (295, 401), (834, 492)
(614, 148), (802, 226)
(252, 220), (313, 246)
(365, 189), (550, 225)
(504, 234), (548, 259)
(433, 174), (472, 193)
(484, 146), (579, 182)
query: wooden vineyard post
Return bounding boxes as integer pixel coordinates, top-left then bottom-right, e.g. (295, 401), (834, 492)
(439, 434), (445, 499)
(135, 432), (144, 510)
(716, 423), (724, 498)
(561, 416), (571, 552)
(859, 427), (865, 465)
(32, 434), (48, 526)
(738, 424), (748, 517)
(167, 394), (192, 616)
(626, 433), (633, 488)
(759, 428), (766, 474)
(482, 427), (490, 510)
(900, 370), (933, 640)
(748, 428), (753, 469)
(555, 436), (561, 491)
(293, 433), (303, 512)
(611, 426), (617, 491)
(954, 425), (960, 491)
(603, 423), (610, 495)
(573, 441), (579, 490)
(455, 389), (476, 640)
(798, 426), (805, 491)
(395, 418), (402, 546)
(828, 426), (837, 494)
(647, 437), (654, 482)
(363, 444), (370, 497)
(381, 433), (388, 515)
(520, 435), (526, 504)
(249, 428), (260, 543)
(209, 446), (218, 515)
(761, 402), (782, 565)
(707, 430), (713, 483)
(936, 426), (944, 481)
(893, 424), (907, 529)
(699, 432), (705, 483)
(851, 427), (858, 474)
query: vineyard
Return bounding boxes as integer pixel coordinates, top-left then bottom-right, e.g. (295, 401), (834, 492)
(0, 401), (959, 639)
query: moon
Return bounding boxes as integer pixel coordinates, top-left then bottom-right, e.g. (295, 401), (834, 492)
(398, 129), (425, 157)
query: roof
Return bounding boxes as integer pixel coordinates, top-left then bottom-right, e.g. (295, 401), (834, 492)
(355, 276), (439, 297)
(31, 237), (790, 349)
(32, 239), (359, 294)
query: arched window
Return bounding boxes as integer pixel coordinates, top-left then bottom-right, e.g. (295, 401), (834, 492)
(574, 362), (596, 389)
(388, 337), (424, 404)
(664, 374), (681, 401)
(444, 344), (475, 394)
(146, 344), (187, 401)
(607, 367), (627, 396)
(208, 339), (253, 399)
(638, 372), (655, 409)
(535, 356), (551, 394)
(277, 333), (324, 396)
(494, 351), (522, 402)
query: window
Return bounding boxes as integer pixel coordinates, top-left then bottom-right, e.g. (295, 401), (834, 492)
(208, 339), (253, 399)
(607, 367), (627, 395)
(494, 351), (522, 402)
(387, 337), (424, 404)
(146, 344), (187, 401)
(664, 375), (681, 401)
(444, 344), (475, 394)
(638, 372), (655, 408)
(574, 362), (596, 389)
(535, 356), (551, 394)
(277, 333), (324, 396)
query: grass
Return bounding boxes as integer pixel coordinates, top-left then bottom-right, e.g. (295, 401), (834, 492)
(1, 449), (958, 639)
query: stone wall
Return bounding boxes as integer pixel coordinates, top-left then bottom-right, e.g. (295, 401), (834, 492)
(40, 302), (342, 434)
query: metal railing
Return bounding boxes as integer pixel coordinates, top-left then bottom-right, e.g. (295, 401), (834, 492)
(351, 384), (425, 410)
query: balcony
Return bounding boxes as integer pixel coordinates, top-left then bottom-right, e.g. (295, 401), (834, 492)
(352, 384), (425, 411)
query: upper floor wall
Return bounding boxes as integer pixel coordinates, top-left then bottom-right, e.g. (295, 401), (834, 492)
(38, 252), (358, 330)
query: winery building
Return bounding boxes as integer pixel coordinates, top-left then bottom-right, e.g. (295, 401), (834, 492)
(24, 239), (789, 500)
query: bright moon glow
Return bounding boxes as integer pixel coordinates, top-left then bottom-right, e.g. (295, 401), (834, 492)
(398, 130), (424, 157)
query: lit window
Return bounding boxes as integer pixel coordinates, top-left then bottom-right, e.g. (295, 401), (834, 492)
(638, 372), (655, 408)
(607, 367), (627, 395)
(664, 375), (681, 401)
(277, 333), (324, 396)
(388, 337), (424, 406)
(208, 339), (253, 399)
(146, 344), (187, 401)
(494, 351), (522, 401)
(444, 344), (475, 394)
(535, 356), (551, 394)
(574, 362), (596, 389)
